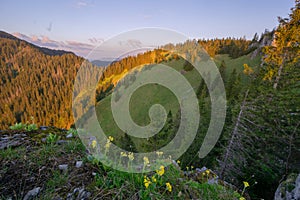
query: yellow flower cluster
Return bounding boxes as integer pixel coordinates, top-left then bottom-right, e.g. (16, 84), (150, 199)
(120, 152), (127, 157)
(128, 152), (134, 161)
(91, 140), (97, 149)
(243, 181), (250, 188)
(105, 136), (114, 150)
(144, 176), (151, 189)
(120, 151), (134, 161)
(202, 169), (210, 176)
(151, 176), (156, 183)
(156, 165), (165, 176)
(239, 197), (246, 200)
(144, 175), (158, 189)
(108, 136), (114, 141)
(143, 156), (150, 166)
(156, 151), (163, 156)
(166, 182), (172, 192)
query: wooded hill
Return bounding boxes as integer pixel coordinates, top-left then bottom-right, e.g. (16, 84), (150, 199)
(0, 30), (258, 130)
(0, 1), (299, 199)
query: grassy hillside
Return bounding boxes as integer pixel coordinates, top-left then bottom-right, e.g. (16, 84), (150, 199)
(93, 54), (261, 152)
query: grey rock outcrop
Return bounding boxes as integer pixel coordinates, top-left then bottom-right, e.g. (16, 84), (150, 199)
(274, 173), (300, 200)
(23, 187), (41, 200)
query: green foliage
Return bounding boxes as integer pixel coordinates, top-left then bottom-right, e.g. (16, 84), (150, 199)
(9, 122), (25, 130)
(24, 123), (38, 131)
(183, 60), (194, 71)
(9, 121), (38, 131)
(0, 146), (24, 160)
(87, 154), (239, 199)
(67, 128), (78, 137)
(45, 170), (68, 193)
(46, 133), (60, 144)
(262, 0), (300, 88)
(187, 181), (242, 199)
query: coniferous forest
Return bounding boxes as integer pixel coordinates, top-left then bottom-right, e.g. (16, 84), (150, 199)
(0, 1), (299, 199)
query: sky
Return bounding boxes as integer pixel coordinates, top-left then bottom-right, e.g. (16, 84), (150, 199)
(0, 0), (295, 59)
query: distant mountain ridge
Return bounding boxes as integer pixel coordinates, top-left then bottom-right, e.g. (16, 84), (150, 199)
(0, 31), (75, 56)
(91, 60), (111, 67)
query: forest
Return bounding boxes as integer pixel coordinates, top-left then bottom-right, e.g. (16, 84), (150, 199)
(0, 1), (299, 199)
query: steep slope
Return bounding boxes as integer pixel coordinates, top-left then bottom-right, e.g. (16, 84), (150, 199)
(0, 31), (84, 129)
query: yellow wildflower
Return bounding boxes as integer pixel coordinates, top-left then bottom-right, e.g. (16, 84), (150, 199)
(143, 156), (150, 165)
(144, 181), (150, 189)
(105, 140), (111, 149)
(128, 152), (134, 161)
(176, 160), (180, 164)
(151, 176), (157, 183)
(120, 152), (127, 157)
(91, 140), (97, 149)
(156, 151), (163, 156)
(202, 172), (206, 176)
(156, 165), (165, 176)
(205, 169), (210, 175)
(243, 181), (250, 188)
(108, 136), (114, 141)
(191, 166), (194, 169)
(144, 176), (151, 189)
(166, 182), (172, 192)
(239, 197), (246, 200)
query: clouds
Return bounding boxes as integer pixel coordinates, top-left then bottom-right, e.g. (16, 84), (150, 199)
(12, 32), (95, 57)
(88, 37), (104, 44)
(11, 32), (149, 60)
(75, 0), (95, 8)
(77, 1), (87, 8)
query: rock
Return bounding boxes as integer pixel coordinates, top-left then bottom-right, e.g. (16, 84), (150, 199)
(207, 177), (219, 185)
(67, 187), (91, 200)
(58, 164), (68, 172)
(198, 166), (208, 172)
(39, 126), (48, 130)
(75, 161), (83, 168)
(66, 192), (73, 200)
(23, 187), (41, 200)
(0, 133), (28, 149)
(76, 187), (91, 200)
(56, 140), (68, 145)
(274, 173), (300, 200)
(172, 160), (179, 167)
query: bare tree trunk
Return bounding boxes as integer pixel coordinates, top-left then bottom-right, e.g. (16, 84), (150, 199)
(273, 64), (283, 89)
(219, 89), (249, 179)
(273, 53), (286, 89)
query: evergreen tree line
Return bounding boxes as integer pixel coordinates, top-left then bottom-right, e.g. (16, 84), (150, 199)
(177, 2), (299, 199)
